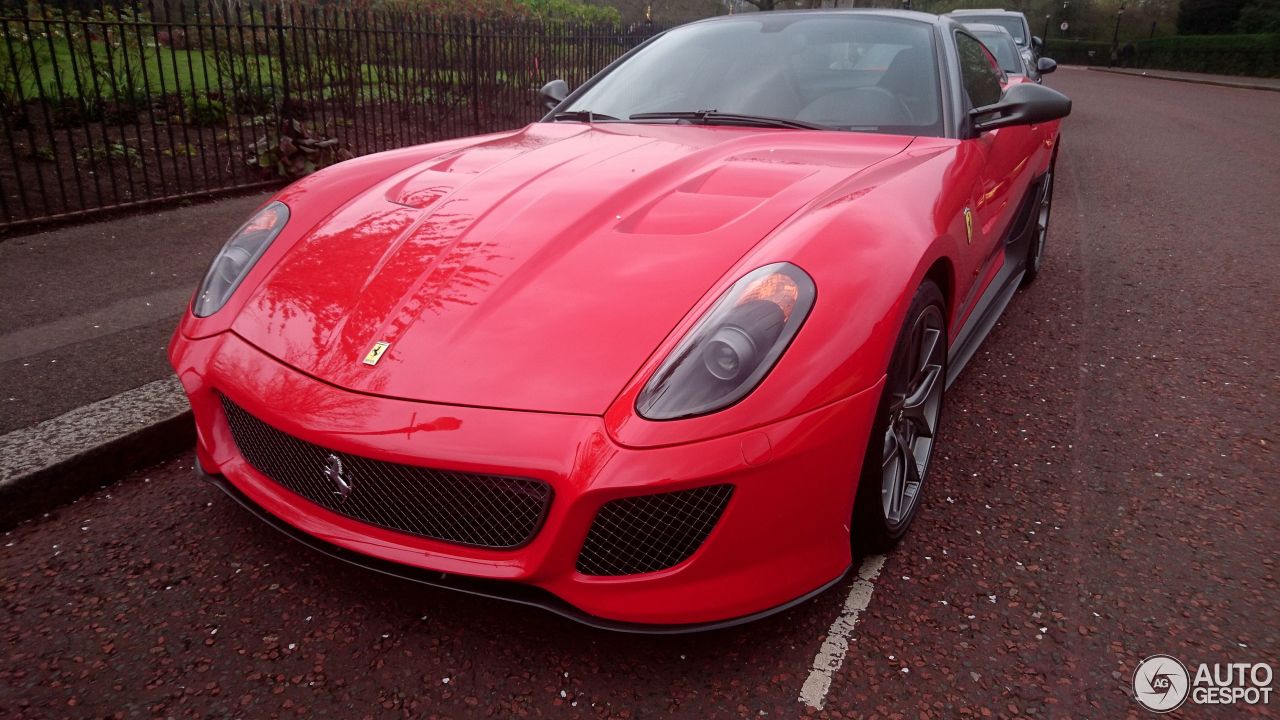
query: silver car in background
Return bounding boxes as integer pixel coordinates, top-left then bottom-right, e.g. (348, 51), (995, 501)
(947, 9), (1046, 77)
(963, 22), (1058, 83)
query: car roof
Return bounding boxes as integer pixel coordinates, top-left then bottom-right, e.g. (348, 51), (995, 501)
(686, 8), (954, 29)
(947, 9), (1027, 16)
(963, 23), (1016, 36)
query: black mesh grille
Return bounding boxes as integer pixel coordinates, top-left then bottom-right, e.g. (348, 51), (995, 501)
(219, 395), (552, 549)
(576, 485), (733, 576)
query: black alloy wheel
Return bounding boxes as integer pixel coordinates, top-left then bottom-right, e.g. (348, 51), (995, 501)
(1022, 148), (1058, 286)
(855, 281), (947, 550)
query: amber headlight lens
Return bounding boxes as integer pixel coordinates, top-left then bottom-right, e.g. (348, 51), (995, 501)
(192, 202), (288, 317)
(637, 263), (816, 420)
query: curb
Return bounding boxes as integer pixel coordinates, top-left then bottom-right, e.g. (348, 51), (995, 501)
(0, 377), (192, 531)
(1087, 66), (1280, 93)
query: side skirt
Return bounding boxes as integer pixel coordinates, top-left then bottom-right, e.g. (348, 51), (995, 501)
(945, 171), (1048, 388)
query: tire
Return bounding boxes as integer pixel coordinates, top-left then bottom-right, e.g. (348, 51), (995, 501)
(853, 281), (947, 552)
(1021, 147), (1058, 287)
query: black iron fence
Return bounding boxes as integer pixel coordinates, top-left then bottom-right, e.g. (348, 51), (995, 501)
(0, 1), (662, 230)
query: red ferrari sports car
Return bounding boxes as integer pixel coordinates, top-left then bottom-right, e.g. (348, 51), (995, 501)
(171, 10), (1069, 631)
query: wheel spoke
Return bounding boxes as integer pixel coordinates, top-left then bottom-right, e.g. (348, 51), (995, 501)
(885, 469), (901, 519)
(901, 363), (941, 438)
(916, 327), (942, 375)
(881, 431), (903, 519)
(898, 430), (922, 489)
(887, 429), (921, 522)
(882, 428), (898, 467)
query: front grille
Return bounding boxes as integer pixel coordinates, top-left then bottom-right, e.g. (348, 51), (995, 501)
(219, 396), (552, 549)
(576, 485), (734, 576)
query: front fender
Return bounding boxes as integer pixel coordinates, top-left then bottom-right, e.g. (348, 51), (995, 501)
(604, 140), (965, 449)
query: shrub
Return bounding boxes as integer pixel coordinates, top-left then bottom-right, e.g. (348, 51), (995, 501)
(163, 143), (199, 158)
(376, 0), (530, 19)
(186, 93), (228, 127)
(233, 85), (278, 115)
(50, 96), (104, 128)
(1237, 0), (1280, 33)
(249, 118), (351, 179)
(102, 94), (144, 125)
(521, 0), (620, 24)
(76, 141), (141, 166)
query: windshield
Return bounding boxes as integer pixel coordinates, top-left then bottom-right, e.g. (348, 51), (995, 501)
(961, 15), (1027, 45)
(562, 15), (943, 137)
(973, 30), (1023, 74)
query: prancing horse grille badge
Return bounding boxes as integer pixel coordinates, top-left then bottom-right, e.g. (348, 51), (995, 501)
(324, 453), (353, 499)
(363, 341), (390, 366)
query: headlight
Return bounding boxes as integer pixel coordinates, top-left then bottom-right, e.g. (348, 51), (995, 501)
(192, 202), (288, 317)
(637, 262), (816, 420)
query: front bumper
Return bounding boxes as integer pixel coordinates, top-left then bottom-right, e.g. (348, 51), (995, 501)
(172, 331), (883, 628)
(199, 464), (848, 633)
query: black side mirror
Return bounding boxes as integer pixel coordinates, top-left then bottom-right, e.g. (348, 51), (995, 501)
(1036, 57), (1058, 74)
(539, 79), (569, 111)
(1032, 35), (1044, 49)
(971, 82), (1071, 133)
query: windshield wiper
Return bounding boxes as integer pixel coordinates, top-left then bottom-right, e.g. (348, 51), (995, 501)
(628, 110), (827, 130)
(551, 110), (620, 122)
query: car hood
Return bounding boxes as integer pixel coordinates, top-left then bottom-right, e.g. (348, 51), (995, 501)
(234, 122), (912, 414)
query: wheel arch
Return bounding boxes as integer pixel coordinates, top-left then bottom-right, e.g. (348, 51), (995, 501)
(923, 256), (955, 330)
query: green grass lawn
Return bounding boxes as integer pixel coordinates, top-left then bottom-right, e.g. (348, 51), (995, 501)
(8, 37), (533, 104)
(4, 24), (603, 113)
(8, 36), (276, 99)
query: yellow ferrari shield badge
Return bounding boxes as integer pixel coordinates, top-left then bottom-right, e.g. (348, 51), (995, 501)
(363, 341), (390, 366)
(963, 207), (974, 245)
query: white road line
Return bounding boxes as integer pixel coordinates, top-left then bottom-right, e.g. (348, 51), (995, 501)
(798, 554), (886, 711)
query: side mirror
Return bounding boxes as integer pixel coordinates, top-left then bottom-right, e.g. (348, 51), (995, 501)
(971, 82), (1071, 133)
(539, 79), (569, 111)
(1032, 35), (1044, 49)
(1037, 56), (1058, 74)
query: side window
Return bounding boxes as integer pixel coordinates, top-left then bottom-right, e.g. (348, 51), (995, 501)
(955, 32), (1003, 109)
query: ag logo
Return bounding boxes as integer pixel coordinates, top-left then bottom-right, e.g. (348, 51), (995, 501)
(1134, 654), (1190, 713)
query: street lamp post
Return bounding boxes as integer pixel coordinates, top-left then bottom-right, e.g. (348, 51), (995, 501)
(1109, 3), (1126, 66)
(1043, 14), (1051, 40)
(1112, 3), (1126, 50)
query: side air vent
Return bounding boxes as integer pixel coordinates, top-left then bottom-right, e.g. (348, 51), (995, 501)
(576, 485), (733, 576)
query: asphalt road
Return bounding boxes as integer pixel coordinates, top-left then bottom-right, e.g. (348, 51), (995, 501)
(2, 68), (1277, 719)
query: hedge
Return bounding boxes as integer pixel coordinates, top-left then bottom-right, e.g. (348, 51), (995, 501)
(1135, 34), (1280, 77)
(1045, 34), (1279, 76)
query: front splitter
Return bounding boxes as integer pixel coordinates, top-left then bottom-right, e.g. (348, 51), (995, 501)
(198, 461), (849, 635)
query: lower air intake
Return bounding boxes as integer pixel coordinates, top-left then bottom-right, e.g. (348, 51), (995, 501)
(219, 395), (551, 549)
(576, 485), (734, 576)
